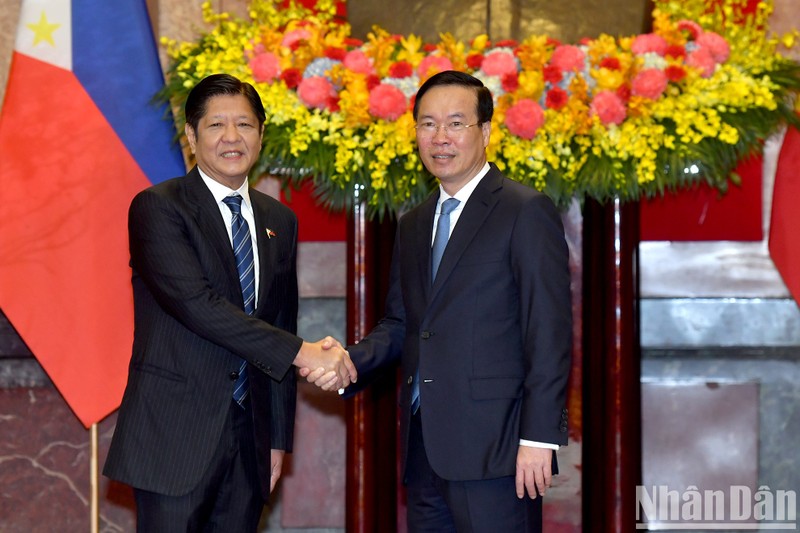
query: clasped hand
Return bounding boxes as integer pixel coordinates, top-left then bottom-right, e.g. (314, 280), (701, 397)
(294, 336), (356, 390)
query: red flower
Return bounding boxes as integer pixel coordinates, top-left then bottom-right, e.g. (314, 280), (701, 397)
(368, 83), (408, 120)
(591, 91), (626, 126)
(665, 65), (687, 82)
(631, 68), (668, 100)
(324, 47), (347, 61)
(327, 95), (340, 113)
(366, 74), (381, 90)
(599, 57), (621, 70)
(423, 43), (437, 52)
(501, 72), (519, 93)
(280, 68), (302, 89)
(546, 37), (561, 47)
(545, 87), (568, 110)
(388, 61), (413, 78)
(504, 99), (545, 140)
(616, 84), (631, 102)
(466, 53), (484, 70)
(494, 39), (518, 48)
(344, 38), (363, 47)
(543, 64), (563, 84)
(665, 44), (686, 60)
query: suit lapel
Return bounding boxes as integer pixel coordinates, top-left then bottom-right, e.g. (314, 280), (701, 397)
(252, 193), (276, 313)
(415, 193), (439, 302)
(429, 168), (502, 298)
(182, 167), (248, 310)
(183, 168), (240, 282)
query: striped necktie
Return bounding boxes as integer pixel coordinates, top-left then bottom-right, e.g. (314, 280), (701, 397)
(222, 194), (254, 406)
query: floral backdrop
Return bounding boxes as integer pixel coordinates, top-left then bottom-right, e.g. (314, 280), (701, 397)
(159, 0), (800, 218)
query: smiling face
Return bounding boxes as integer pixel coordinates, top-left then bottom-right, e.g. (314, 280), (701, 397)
(185, 93), (264, 190)
(415, 85), (491, 195)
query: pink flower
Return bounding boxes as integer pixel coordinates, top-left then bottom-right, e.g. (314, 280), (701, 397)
(249, 52), (280, 82)
(687, 47), (716, 78)
(591, 91), (626, 126)
(504, 99), (545, 140)
(297, 76), (337, 110)
(697, 31), (730, 64)
(344, 49), (374, 75)
(481, 51), (518, 77)
(631, 33), (668, 56)
(282, 29), (312, 49)
(417, 56), (454, 79)
(550, 45), (585, 73)
(631, 68), (668, 100)
(368, 83), (407, 121)
(677, 20), (703, 40)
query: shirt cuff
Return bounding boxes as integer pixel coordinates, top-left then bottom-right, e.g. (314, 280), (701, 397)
(519, 439), (559, 450)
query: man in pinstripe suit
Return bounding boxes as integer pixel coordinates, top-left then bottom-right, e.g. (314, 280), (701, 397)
(103, 74), (356, 532)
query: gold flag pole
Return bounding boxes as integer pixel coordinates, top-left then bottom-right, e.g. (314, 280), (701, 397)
(90, 423), (99, 533)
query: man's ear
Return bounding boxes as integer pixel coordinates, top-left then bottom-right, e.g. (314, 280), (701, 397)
(185, 123), (197, 154)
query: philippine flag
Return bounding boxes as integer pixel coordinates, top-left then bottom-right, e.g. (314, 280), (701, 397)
(0, 0), (185, 427)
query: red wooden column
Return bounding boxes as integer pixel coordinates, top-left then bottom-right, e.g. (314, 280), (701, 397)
(345, 199), (398, 532)
(582, 198), (642, 531)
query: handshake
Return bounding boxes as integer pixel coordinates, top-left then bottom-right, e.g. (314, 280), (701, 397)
(293, 336), (356, 391)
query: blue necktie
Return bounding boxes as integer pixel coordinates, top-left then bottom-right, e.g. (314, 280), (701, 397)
(411, 198), (461, 414)
(222, 194), (255, 406)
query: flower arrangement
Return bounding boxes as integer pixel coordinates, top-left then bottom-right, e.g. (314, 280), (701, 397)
(159, 0), (800, 218)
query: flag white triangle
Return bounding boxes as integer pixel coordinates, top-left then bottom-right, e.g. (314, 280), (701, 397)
(14, 0), (71, 71)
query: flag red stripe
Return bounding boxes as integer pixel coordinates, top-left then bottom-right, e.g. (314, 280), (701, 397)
(0, 53), (151, 426)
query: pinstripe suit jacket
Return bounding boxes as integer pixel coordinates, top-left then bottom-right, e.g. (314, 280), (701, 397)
(103, 167), (302, 499)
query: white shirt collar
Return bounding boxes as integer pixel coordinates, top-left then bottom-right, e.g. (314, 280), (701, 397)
(436, 162), (490, 208)
(197, 168), (252, 212)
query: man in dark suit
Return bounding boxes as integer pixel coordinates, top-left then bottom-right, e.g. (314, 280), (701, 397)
(104, 74), (356, 532)
(306, 70), (572, 531)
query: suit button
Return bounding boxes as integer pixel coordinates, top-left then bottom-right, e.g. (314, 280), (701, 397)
(407, 375), (413, 385)
(421, 331), (432, 339)
(229, 371), (239, 380)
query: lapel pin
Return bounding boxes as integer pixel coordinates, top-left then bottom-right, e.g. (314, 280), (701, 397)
(266, 228), (277, 239)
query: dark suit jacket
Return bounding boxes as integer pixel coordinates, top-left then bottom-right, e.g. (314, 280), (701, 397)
(104, 167), (303, 499)
(348, 164), (572, 481)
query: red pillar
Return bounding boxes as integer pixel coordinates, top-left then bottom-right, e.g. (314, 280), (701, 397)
(582, 198), (643, 530)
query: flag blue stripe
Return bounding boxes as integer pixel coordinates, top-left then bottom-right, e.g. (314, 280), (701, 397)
(71, 0), (185, 185)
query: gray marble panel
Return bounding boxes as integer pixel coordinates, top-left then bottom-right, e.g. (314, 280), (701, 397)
(643, 352), (800, 503)
(641, 298), (800, 348)
(298, 243), (347, 299)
